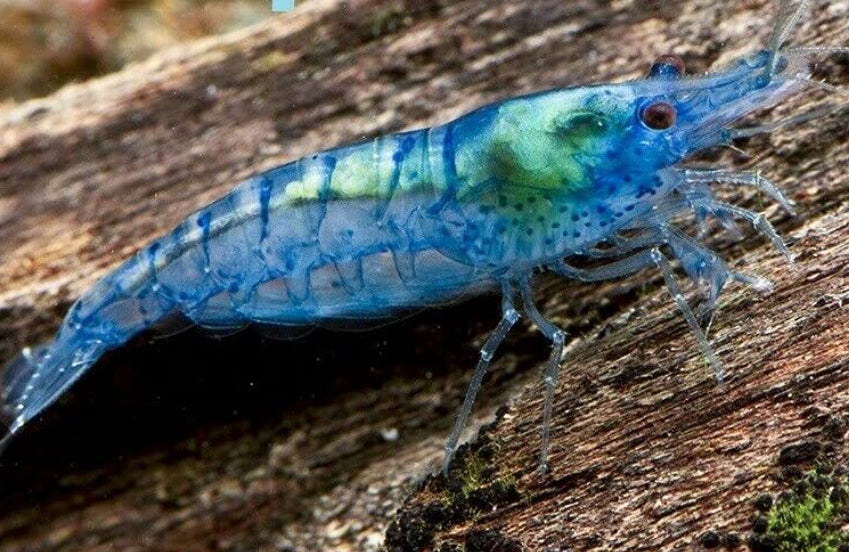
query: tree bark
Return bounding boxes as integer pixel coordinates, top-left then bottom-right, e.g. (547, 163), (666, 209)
(1, 0), (848, 551)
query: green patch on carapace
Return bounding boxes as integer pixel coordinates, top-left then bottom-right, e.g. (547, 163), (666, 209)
(487, 100), (595, 193)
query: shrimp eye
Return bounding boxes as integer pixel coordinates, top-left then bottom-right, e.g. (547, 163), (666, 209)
(641, 102), (677, 130)
(650, 54), (685, 78)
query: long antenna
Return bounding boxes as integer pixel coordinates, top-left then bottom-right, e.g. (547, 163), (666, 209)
(766, 0), (811, 77)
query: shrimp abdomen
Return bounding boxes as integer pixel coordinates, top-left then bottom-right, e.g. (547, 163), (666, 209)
(0, 123), (490, 437)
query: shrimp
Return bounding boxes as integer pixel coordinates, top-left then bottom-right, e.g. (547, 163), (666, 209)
(0, 0), (844, 473)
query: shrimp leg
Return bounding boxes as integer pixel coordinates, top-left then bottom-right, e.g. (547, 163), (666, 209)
(659, 226), (773, 313)
(551, 244), (728, 382)
(680, 168), (795, 214)
(518, 280), (567, 473)
(584, 232), (664, 259)
(551, 250), (659, 282)
(689, 198), (795, 263)
(442, 282), (519, 474)
(650, 248), (725, 383)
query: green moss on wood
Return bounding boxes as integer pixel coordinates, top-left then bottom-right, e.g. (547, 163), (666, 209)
(762, 470), (849, 552)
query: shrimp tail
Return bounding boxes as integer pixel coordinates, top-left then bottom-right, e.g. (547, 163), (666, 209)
(1, 337), (108, 442)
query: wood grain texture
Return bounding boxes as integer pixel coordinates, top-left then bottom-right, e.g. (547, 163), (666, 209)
(0, 0), (848, 551)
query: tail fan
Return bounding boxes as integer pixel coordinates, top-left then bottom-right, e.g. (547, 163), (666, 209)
(0, 338), (107, 444)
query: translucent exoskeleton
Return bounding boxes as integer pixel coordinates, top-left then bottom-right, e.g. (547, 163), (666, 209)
(1, 0), (846, 473)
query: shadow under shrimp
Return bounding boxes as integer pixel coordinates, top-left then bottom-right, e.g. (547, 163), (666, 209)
(0, 294), (549, 506)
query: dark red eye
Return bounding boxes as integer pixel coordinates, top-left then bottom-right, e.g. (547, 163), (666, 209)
(650, 54), (685, 78)
(641, 102), (677, 130)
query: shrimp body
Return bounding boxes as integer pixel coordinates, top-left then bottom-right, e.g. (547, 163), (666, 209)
(1, 0), (841, 471)
(0, 87), (656, 431)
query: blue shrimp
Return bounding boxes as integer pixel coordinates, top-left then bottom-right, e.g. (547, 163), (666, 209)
(1, 0), (845, 473)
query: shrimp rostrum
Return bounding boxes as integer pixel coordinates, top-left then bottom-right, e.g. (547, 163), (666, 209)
(1, 0), (844, 472)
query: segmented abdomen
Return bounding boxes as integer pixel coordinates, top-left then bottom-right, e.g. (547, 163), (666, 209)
(2, 124), (494, 432)
(73, 125), (487, 345)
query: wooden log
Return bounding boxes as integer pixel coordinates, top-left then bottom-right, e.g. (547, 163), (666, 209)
(0, 0), (848, 550)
